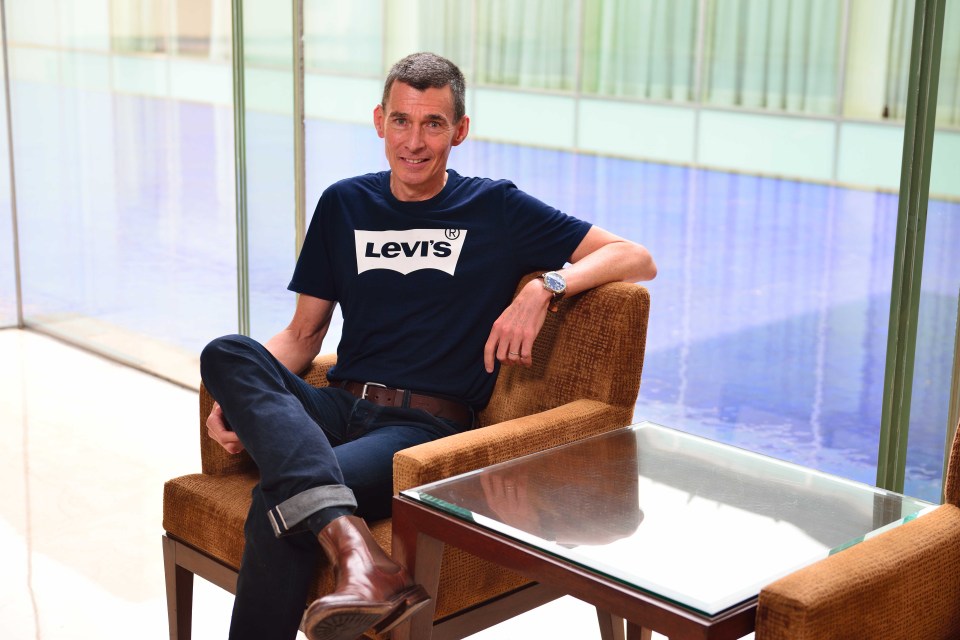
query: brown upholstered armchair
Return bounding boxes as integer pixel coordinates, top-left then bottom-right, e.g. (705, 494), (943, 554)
(755, 419), (960, 640)
(162, 277), (650, 639)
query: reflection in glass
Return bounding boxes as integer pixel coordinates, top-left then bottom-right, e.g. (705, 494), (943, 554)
(475, 0), (578, 90)
(883, 0), (960, 124)
(171, 0), (230, 59)
(109, 0), (230, 59)
(937, 0), (960, 125)
(702, 0), (842, 114)
(9, 2), (237, 384)
(908, 0), (960, 500)
(304, 0), (381, 76)
(243, 0), (297, 343)
(110, 0), (169, 53)
(407, 0), (474, 79)
(432, 428), (641, 547)
(581, 0), (698, 101)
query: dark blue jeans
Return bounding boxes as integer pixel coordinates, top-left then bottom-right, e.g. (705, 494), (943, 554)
(200, 334), (460, 640)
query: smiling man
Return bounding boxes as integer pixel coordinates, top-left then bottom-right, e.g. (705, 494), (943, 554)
(199, 52), (656, 640)
(374, 77), (468, 201)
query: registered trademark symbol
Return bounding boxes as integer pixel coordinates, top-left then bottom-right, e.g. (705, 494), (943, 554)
(445, 229), (461, 240)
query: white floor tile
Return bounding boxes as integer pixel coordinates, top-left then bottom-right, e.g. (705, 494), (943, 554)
(0, 328), (744, 640)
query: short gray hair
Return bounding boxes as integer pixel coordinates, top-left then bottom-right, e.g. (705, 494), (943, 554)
(382, 52), (466, 123)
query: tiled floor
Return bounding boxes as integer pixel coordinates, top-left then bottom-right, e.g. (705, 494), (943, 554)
(1, 328), (692, 639)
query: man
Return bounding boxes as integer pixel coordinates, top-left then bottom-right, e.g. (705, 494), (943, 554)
(200, 52), (656, 640)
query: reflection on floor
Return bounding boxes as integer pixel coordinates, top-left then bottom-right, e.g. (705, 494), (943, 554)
(4, 329), (720, 640)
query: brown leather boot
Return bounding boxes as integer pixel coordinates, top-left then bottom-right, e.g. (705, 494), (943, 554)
(302, 515), (430, 640)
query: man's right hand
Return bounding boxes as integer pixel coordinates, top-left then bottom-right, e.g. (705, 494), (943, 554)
(206, 402), (245, 454)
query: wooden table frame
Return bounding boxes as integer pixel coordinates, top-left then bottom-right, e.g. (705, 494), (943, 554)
(390, 495), (757, 640)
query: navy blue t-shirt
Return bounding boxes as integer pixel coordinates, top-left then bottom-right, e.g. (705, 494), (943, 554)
(288, 169), (592, 410)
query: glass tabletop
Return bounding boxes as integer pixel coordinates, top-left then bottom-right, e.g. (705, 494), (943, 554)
(402, 421), (935, 616)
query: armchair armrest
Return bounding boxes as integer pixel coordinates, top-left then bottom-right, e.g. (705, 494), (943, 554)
(756, 505), (960, 640)
(392, 399), (630, 493)
(199, 354), (338, 476)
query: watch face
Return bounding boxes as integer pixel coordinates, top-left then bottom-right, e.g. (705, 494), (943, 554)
(543, 271), (566, 293)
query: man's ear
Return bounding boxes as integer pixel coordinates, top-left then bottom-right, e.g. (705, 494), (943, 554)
(452, 115), (470, 146)
(373, 104), (385, 139)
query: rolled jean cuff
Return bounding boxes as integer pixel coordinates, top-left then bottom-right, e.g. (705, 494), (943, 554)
(267, 485), (358, 538)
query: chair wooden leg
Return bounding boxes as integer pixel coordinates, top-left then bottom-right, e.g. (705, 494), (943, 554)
(162, 535), (195, 640)
(626, 621), (654, 640)
(596, 609), (626, 640)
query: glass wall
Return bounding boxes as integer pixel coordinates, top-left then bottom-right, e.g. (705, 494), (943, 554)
(296, 0), (957, 502)
(5, 0), (236, 386)
(0, 22), (16, 329)
(0, 0), (955, 501)
(384, 0), (960, 200)
(908, 0), (960, 500)
(240, 0), (298, 342)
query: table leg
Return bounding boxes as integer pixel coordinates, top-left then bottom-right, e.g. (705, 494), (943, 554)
(626, 621), (654, 640)
(391, 514), (445, 640)
(596, 609), (626, 640)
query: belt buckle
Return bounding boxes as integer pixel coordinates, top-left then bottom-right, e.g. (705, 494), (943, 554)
(360, 382), (386, 400)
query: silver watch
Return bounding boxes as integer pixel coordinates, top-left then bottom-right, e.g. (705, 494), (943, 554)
(538, 271), (566, 312)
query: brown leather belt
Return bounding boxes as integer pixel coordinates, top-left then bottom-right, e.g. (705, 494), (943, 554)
(338, 380), (474, 429)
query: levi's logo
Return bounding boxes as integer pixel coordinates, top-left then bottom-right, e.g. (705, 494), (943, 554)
(355, 229), (467, 275)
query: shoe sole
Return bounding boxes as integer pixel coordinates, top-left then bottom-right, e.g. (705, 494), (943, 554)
(304, 602), (392, 640)
(304, 586), (431, 640)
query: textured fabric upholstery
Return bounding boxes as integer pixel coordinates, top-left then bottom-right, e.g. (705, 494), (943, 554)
(163, 278), (650, 632)
(944, 422), (960, 507)
(756, 421), (960, 640)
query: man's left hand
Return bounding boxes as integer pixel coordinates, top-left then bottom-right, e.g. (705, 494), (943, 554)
(483, 279), (552, 373)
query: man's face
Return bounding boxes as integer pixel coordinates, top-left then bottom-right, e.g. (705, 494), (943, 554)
(374, 81), (469, 202)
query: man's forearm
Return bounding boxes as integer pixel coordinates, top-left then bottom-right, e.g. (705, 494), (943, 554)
(265, 325), (328, 375)
(562, 239), (656, 297)
(265, 294), (336, 374)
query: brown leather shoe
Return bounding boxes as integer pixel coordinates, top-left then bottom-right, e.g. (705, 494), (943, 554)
(302, 515), (430, 640)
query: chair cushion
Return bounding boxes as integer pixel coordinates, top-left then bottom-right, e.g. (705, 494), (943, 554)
(164, 473), (339, 600)
(162, 473), (529, 613)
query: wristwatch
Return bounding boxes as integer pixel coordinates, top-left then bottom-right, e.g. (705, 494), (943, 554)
(538, 271), (567, 312)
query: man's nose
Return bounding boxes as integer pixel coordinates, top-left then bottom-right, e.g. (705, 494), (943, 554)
(405, 126), (425, 150)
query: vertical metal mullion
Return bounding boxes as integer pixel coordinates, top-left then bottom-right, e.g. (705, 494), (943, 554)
(692, 0), (709, 164)
(293, 0), (306, 253)
(876, 0), (947, 494)
(884, 0), (902, 117)
(231, 0), (250, 336)
(0, 0), (22, 328)
(834, 0), (852, 117)
(832, 0), (852, 182)
(894, 0), (912, 118)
